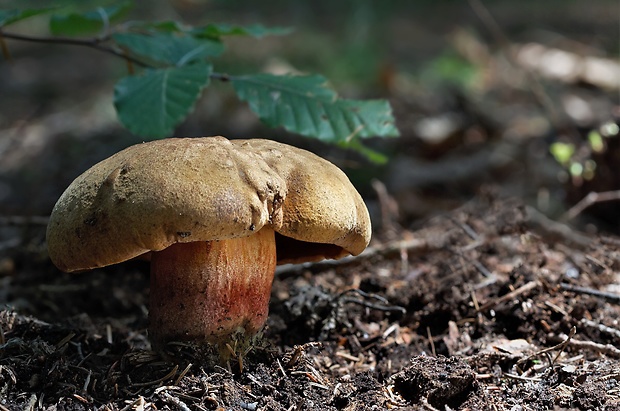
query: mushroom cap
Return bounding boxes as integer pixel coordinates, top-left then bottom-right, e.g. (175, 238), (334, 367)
(47, 137), (371, 272)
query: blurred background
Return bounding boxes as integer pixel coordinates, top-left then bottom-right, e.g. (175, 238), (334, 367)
(0, 0), (619, 239)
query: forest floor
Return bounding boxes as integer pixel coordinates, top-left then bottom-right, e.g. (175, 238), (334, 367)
(1, 1), (620, 409)
(1, 197), (620, 410)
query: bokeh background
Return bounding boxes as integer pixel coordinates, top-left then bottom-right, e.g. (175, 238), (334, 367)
(1, 0), (619, 233)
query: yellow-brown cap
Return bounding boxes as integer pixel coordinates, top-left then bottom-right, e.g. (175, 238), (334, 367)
(46, 136), (371, 272)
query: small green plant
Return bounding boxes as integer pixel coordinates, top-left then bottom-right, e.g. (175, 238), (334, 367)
(0, 3), (399, 162)
(550, 122), (620, 184)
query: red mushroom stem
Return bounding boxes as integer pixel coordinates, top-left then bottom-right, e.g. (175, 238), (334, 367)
(149, 227), (277, 353)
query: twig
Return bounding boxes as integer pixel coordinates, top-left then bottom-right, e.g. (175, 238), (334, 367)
(174, 363), (192, 386)
(560, 283), (620, 304)
(580, 318), (620, 339)
(159, 392), (191, 411)
(131, 365), (178, 387)
(478, 281), (539, 312)
(55, 332), (76, 350)
(427, 327), (436, 356)
(0, 30), (148, 67)
(503, 373), (542, 382)
(453, 251), (495, 278)
(421, 397), (441, 411)
(562, 191), (620, 222)
(523, 206), (592, 248)
(276, 358), (287, 378)
(471, 259), (494, 278)
(448, 216), (479, 241)
(551, 326), (576, 364)
(556, 334), (620, 358)
(276, 237), (434, 276)
(0, 30), (232, 83)
(119, 397), (144, 411)
(82, 370), (92, 394)
(336, 289), (406, 314)
(600, 235), (620, 247)
(517, 327), (577, 365)
(362, 238), (432, 258)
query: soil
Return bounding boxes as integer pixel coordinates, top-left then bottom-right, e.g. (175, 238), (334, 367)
(1, 2), (620, 409)
(2, 198), (620, 410)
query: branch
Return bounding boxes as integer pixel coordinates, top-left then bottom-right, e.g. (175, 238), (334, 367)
(0, 30), (231, 83)
(560, 283), (620, 304)
(562, 190), (620, 222)
(0, 30), (149, 68)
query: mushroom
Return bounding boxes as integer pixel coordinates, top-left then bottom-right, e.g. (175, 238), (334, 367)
(46, 137), (371, 355)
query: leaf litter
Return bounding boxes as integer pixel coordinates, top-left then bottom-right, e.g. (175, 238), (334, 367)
(1, 197), (620, 410)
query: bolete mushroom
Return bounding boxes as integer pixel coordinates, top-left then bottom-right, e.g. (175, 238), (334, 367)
(46, 137), (370, 354)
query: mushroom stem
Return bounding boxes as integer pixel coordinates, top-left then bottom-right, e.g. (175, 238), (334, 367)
(149, 228), (277, 351)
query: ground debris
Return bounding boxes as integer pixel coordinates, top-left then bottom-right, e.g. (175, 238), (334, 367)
(1, 198), (620, 410)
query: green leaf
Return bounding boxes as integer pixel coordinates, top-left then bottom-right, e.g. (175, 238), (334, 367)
(231, 74), (399, 143)
(0, 7), (56, 27)
(124, 20), (187, 33)
(114, 63), (212, 138)
(588, 130), (604, 153)
(49, 2), (131, 36)
(192, 23), (292, 39)
(421, 51), (479, 89)
(550, 142), (575, 166)
(569, 162), (583, 177)
(112, 32), (224, 66)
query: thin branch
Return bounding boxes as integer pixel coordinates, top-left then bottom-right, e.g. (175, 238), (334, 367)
(0, 30), (149, 68)
(560, 283), (620, 304)
(513, 327), (575, 368)
(336, 289), (406, 314)
(524, 206), (592, 249)
(562, 190), (620, 222)
(580, 318), (620, 340)
(554, 334), (620, 359)
(210, 72), (231, 82)
(477, 280), (539, 312)
(276, 237), (432, 276)
(0, 29), (232, 84)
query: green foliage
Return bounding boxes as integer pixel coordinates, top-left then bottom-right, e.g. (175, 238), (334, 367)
(0, 7), (56, 27)
(193, 23), (293, 39)
(49, 2), (130, 36)
(421, 52), (479, 89)
(112, 32), (224, 65)
(587, 130), (604, 153)
(114, 63), (212, 137)
(0, 2), (399, 161)
(233, 74), (399, 142)
(550, 122), (620, 183)
(549, 142), (575, 166)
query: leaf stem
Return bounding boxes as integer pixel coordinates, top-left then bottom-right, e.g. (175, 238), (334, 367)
(209, 72), (231, 82)
(0, 29), (232, 82)
(1, 30), (148, 67)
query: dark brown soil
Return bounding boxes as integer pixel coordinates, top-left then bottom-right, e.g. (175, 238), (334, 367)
(1, 2), (620, 409)
(2, 198), (620, 410)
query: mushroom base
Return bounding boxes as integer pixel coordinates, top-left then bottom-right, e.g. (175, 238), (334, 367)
(149, 228), (277, 351)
